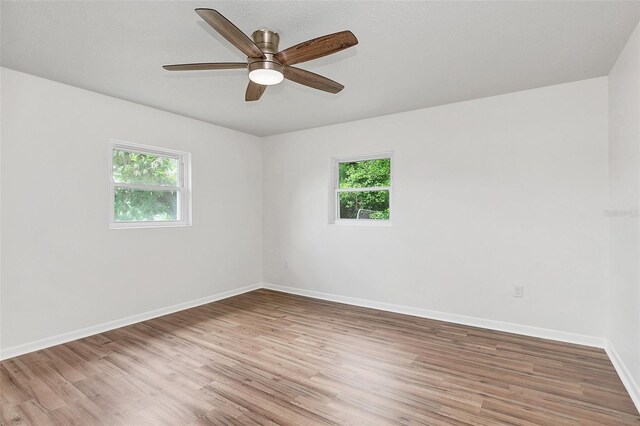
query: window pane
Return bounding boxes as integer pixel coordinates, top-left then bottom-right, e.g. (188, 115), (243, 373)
(114, 188), (178, 222)
(339, 190), (389, 220)
(339, 158), (390, 189)
(112, 149), (179, 186)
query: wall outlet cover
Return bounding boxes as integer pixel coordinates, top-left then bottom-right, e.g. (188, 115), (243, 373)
(513, 286), (524, 298)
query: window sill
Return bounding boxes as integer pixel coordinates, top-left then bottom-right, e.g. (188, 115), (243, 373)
(109, 221), (192, 230)
(331, 220), (393, 227)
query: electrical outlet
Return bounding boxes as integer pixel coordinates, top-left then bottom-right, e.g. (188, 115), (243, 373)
(513, 286), (524, 298)
(284, 260), (289, 269)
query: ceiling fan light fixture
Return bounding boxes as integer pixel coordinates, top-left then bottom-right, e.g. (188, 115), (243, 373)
(249, 68), (284, 85)
(248, 58), (284, 86)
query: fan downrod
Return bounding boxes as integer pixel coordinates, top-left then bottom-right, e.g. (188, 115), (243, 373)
(252, 29), (279, 54)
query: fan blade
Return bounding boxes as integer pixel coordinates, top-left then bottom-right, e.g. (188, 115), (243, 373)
(163, 62), (247, 71)
(284, 67), (344, 94)
(245, 81), (267, 101)
(275, 30), (358, 66)
(195, 9), (265, 59)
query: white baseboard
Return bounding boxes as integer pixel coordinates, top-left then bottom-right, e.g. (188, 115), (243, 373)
(0, 283), (261, 361)
(261, 283), (606, 348)
(605, 341), (640, 411)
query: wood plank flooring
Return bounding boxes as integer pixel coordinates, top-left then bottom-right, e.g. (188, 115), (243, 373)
(1, 289), (638, 425)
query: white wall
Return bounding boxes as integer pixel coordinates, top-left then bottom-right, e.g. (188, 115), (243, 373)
(609, 21), (640, 388)
(262, 78), (610, 338)
(0, 68), (262, 351)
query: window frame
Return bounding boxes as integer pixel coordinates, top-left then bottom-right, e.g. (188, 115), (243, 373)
(331, 151), (394, 226)
(109, 140), (192, 229)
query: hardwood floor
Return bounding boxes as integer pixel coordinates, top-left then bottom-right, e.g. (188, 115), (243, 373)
(1, 289), (638, 425)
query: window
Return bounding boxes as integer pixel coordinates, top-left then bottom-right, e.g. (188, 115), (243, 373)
(332, 153), (393, 224)
(109, 141), (191, 229)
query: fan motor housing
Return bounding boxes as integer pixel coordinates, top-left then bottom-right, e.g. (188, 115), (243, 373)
(248, 54), (284, 75)
(248, 29), (284, 77)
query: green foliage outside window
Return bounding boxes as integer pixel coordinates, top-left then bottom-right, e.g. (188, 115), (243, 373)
(112, 150), (180, 222)
(338, 158), (391, 219)
(112, 150), (178, 186)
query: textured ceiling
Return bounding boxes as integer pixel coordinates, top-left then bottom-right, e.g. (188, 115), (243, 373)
(2, 1), (640, 136)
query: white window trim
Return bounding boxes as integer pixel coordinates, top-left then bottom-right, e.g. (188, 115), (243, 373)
(330, 151), (394, 226)
(109, 140), (192, 230)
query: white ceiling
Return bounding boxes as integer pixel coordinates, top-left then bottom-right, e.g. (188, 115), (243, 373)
(2, 1), (640, 136)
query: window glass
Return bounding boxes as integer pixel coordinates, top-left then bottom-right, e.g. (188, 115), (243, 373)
(338, 190), (390, 220)
(339, 158), (390, 189)
(114, 188), (178, 222)
(112, 149), (179, 186)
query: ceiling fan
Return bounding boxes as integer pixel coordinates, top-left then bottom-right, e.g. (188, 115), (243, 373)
(163, 9), (358, 101)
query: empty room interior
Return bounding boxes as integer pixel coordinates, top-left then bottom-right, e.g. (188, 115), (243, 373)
(2, 0), (640, 424)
